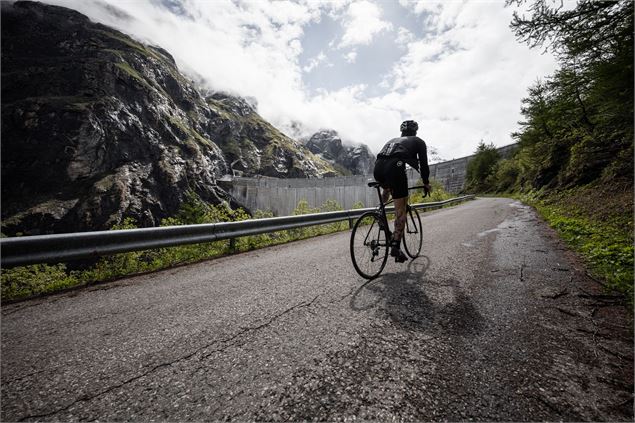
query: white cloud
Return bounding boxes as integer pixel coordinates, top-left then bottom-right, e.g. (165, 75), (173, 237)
(303, 51), (328, 72)
(338, 1), (393, 48)
(395, 26), (415, 47)
(399, 0), (467, 34)
(41, 0), (558, 161)
(383, 1), (557, 158)
(45, 0), (313, 121)
(285, 84), (402, 150)
(344, 50), (358, 64)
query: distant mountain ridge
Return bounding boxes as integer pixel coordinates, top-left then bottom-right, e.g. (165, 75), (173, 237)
(303, 129), (376, 176)
(1, 1), (344, 235)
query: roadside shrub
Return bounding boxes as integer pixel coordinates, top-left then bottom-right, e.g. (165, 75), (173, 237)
(1, 264), (78, 300)
(493, 159), (521, 192)
(409, 178), (452, 204)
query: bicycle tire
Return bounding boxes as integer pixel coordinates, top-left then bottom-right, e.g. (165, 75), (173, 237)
(402, 206), (422, 258)
(350, 212), (389, 279)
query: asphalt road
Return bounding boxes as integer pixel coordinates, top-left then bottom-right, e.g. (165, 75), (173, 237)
(2, 198), (633, 422)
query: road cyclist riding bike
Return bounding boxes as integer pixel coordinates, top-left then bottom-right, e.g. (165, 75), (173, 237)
(349, 120), (431, 279)
(374, 120), (431, 261)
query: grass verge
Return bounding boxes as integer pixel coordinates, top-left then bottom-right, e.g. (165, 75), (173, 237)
(518, 182), (633, 305)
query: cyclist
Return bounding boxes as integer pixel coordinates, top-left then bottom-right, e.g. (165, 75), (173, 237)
(373, 120), (431, 263)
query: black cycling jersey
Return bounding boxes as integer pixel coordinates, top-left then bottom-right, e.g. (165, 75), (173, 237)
(377, 136), (430, 184)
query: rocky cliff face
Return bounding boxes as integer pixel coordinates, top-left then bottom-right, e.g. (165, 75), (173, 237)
(304, 130), (376, 176)
(204, 93), (337, 179)
(1, 1), (338, 235)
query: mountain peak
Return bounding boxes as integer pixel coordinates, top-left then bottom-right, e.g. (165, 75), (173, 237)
(304, 129), (375, 175)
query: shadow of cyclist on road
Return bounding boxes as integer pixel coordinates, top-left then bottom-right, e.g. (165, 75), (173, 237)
(349, 256), (485, 337)
(349, 255), (430, 312)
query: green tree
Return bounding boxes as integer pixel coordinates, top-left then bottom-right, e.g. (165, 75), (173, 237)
(492, 159), (521, 192)
(508, 0), (633, 68)
(465, 142), (501, 192)
(505, 0), (633, 188)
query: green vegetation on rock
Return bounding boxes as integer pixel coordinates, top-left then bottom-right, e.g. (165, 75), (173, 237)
(168, 115), (214, 147)
(205, 95), (338, 177)
(114, 62), (154, 90)
(96, 29), (167, 65)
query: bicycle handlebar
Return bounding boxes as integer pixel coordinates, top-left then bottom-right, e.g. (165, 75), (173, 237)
(409, 185), (430, 197)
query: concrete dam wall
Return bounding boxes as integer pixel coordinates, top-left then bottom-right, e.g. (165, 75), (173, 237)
(221, 143), (516, 216)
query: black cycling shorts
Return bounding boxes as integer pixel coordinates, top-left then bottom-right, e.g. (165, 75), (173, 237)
(373, 157), (408, 199)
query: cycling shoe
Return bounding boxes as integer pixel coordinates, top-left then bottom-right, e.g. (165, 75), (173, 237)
(391, 247), (408, 263)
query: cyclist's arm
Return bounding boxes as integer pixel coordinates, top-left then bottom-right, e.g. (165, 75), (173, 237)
(418, 143), (430, 184)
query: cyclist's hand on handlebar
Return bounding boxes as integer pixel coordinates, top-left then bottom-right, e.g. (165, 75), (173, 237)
(423, 183), (432, 197)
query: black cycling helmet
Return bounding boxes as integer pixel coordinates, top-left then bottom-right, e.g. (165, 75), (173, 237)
(400, 120), (418, 133)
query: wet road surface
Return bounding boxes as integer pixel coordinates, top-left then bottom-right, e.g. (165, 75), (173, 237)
(2, 198), (633, 421)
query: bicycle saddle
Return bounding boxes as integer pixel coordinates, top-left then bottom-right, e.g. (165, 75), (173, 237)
(367, 181), (380, 187)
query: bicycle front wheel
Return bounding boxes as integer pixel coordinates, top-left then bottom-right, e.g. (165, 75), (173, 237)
(350, 212), (389, 279)
(402, 206), (422, 258)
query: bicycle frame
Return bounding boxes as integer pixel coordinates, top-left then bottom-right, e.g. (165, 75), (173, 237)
(350, 183), (426, 278)
(372, 185), (393, 240)
(370, 184), (427, 241)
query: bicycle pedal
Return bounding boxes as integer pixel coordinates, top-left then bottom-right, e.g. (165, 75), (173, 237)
(394, 254), (407, 263)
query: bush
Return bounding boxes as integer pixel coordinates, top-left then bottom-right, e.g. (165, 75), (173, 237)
(409, 178), (452, 204)
(289, 199), (348, 239)
(493, 159), (521, 192)
(1, 264), (78, 300)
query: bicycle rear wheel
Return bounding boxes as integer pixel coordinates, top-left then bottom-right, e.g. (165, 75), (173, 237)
(350, 212), (389, 279)
(402, 206), (422, 258)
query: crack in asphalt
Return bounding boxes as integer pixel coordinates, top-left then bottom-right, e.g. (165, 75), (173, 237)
(519, 255), (526, 282)
(1, 282), (108, 315)
(201, 294), (321, 360)
(16, 295), (320, 422)
(531, 394), (565, 417)
(3, 368), (49, 386)
(2, 299), (61, 317)
(338, 286), (357, 302)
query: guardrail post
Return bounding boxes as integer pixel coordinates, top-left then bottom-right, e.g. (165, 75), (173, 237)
(229, 238), (236, 252)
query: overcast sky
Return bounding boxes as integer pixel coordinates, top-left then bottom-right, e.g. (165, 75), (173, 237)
(46, 0), (560, 160)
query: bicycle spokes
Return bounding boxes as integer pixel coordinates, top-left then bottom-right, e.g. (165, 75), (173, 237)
(402, 207), (422, 258)
(350, 212), (389, 279)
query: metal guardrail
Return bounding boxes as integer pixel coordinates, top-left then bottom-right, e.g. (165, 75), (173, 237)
(0, 195), (475, 267)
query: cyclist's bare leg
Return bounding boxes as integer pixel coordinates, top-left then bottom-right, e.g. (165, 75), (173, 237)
(390, 197), (408, 263)
(392, 197), (407, 242)
(381, 187), (392, 204)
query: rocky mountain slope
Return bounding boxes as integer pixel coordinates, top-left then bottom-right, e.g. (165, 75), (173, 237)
(304, 130), (375, 175)
(1, 1), (338, 235)
(204, 93), (338, 179)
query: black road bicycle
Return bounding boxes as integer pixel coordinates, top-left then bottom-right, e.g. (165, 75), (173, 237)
(350, 182), (426, 279)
